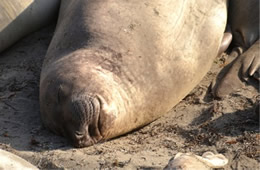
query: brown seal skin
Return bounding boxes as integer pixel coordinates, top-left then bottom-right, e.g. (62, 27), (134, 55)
(212, 0), (259, 98)
(40, 0), (228, 147)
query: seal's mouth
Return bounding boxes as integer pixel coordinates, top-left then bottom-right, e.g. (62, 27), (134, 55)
(63, 94), (104, 148)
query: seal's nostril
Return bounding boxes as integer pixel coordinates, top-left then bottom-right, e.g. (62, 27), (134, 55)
(75, 131), (84, 139)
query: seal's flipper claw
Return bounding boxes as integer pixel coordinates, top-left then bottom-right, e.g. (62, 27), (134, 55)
(240, 40), (260, 80)
(218, 30), (232, 55)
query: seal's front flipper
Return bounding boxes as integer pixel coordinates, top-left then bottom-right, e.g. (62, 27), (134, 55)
(239, 40), (260, 81)
(212, 52), (244, 98)
(211, 0), (259, 98)
(212, 40), (259, 98)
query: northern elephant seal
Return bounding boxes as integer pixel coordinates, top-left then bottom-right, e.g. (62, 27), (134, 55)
(212, 0), (259, 98)
(0, 0), (60, 53)
(40, 0), (228, 147)
(0, 149), (38, 170)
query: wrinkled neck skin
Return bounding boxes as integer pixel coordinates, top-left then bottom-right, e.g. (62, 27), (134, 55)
(40, 0), (228, 147)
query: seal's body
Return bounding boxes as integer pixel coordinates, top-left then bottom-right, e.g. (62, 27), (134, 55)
(0, 149), (38, 170)
(0, 0), (60, 53)
(40, 0), (228, 147)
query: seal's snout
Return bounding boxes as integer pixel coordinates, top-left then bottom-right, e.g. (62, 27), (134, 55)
(68, 94), (103, 147)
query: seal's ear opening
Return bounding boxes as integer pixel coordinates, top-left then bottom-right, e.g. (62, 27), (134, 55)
(57, 84), (71, 104)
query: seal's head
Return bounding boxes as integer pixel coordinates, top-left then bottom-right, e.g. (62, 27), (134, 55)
(39, 52), (118, 148)
(40, 75), (103, 147)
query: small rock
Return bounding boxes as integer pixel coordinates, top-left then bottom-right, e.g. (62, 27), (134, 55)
(164, 152), (228, 170)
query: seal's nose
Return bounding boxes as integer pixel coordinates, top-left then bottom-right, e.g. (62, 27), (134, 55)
(74, 130), (94, 147)
(68, 94), (103, 147)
